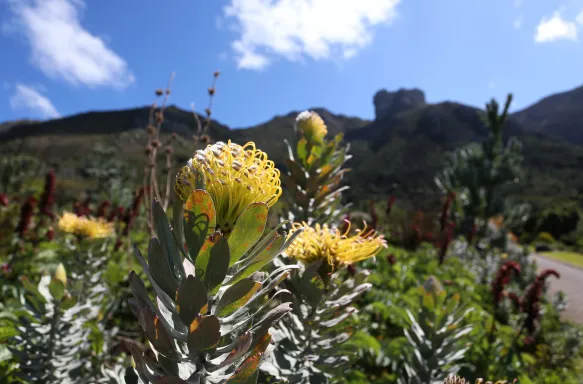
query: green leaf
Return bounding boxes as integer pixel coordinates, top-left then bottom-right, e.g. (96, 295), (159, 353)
(187, 315), (221, 354)
(172, 190), (187, 257)
(176, 276), (208, 325)
(216, 279), (262, 316)
(195, 234), (230, 293)
(20, 276), (47, 303)
(60, 295), (77, 310)
(227, 235), (284, 286)
(284, 159), (307, 187)
(0, 326), (18, 342)
(153, 199), (184, 281)
(48, 278), (65, 301)
(228, 203), (269, 265)
(20, 276), (47, 313)
(296, 138), (308, 164)
(184, 189), (216, 263)
(148, 238), (179, 299)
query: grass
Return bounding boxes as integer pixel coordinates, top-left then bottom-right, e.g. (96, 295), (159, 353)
(540, 250), (583, 269)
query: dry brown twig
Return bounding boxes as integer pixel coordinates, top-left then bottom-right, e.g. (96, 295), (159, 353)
(143, 73), (175, 235)
(142, 71), (220, 235)
(192, 70), (220, 152)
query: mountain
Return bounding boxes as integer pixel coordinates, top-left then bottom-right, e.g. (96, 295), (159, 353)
(512, 84), (583, 145)
(1, 85), (583, 213)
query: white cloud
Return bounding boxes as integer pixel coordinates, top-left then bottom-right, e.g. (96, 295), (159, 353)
(6, 0), (134, 88)
(534, 11), (578, 42)
(513, 15), (523, 29)
(223, 0), (401, 70)
(10, 84), (60, 119)
(514, 0), (523, 8)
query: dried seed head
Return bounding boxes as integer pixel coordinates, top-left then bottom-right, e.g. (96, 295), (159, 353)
(166, 146), (174, 155)
(205, 108), (212, 117)
(165, 88), (171, 95)
(147, 124), (156, 135)
(155, 89), (164, 96)
(155, 112), (164, 124)
(152, 140), (161, 148)
(213, 71), (220, 78)
(208, 87), (216, 96)
(200, 134), (211, 145)
(145, 145), (153, 155)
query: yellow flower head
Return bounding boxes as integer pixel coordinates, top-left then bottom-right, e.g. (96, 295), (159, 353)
(295, 111), (328, 144)
(285, 221), (387, 270)
(58, 212), (115, 239)
(175, 141), (282, 233)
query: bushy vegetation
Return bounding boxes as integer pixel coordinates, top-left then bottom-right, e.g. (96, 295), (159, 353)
(0, 78), (581, 384)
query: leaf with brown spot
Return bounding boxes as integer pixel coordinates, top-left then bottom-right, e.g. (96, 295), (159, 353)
(184, 190), (216, 262)
(215, 279), (262, 316)
(227, 203), (269, 265)
(187, 315), (221, 354)
(226, 354), (262, 384)
(227, 235), (284, 286)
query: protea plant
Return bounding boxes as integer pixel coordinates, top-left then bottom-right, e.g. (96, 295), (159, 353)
(262, 221), (387, 383)
(126, 141), (301, 383)
(7, 264), (93, 383)
(399, 277), (474, 384)
(281, 110), (352, 226)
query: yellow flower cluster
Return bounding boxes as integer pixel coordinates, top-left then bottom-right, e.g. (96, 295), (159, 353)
(175, 141), (282, 234)
(285, 221), (387, 270)
(58, 212), (114, 239)
(295, 110), (328, 144)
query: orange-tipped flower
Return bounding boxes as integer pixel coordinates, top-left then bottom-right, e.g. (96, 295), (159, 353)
(175, 141), (282, 233)
(285, 221), (387, 270)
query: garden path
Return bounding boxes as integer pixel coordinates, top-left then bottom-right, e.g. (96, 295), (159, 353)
(531, 253), (583, 325)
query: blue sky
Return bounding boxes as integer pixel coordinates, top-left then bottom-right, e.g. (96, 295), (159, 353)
(1, 0), (583, 128)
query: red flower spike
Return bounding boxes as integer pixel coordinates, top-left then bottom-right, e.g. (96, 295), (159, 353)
(16, 197), (37, 239)
(491, 261), (521, 309)
(38, 170), (56, 219)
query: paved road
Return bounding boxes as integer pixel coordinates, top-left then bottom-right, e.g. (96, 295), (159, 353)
(531, 254), (583, 324)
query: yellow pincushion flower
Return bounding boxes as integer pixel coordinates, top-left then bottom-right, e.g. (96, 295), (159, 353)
(296, 111), (328, 144)
(175, 141), (282, 233)
(58, 212), (114, 239)
(285, 221), (387, 270)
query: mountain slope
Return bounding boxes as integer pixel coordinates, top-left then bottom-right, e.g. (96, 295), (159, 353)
(1, 86), (582, 212)
(512, 84), (583, 145)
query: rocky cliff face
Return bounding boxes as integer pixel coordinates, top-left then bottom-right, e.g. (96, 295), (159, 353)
(373, 88), (427, 120)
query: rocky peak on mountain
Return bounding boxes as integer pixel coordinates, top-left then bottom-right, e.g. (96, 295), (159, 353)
(373, 88), (427, 120)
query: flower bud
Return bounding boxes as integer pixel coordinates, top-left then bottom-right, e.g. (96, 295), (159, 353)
(422, 275), (444, 295)
(54, 263), (67, 286)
